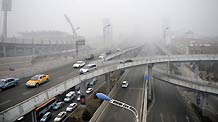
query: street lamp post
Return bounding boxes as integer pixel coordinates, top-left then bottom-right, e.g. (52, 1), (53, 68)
(103, 24), (111, 50)
(96, 93), (139, 122)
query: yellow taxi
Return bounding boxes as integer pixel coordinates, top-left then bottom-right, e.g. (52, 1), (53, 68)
(26, 74), (49, 87)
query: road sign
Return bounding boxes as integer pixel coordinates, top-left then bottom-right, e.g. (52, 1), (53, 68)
(145, 75), (149, 81)
(2, 0), (12, 11)
(76, 39), (85, 45)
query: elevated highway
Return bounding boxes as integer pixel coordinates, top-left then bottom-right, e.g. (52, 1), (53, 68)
(1, 54), (218, 122)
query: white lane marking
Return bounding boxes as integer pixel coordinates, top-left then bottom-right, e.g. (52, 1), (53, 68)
(0, 100), (11, 106)
(173, 115), (178, 122)
(160, 112), (164, 122)
(22, 90), (33, 95)
(207, 105), (218, 114)
(186, 115), (190, 122)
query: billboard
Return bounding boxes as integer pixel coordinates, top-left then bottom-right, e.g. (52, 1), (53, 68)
(76, 39), (85, 45)
(2, 0), (12, 11)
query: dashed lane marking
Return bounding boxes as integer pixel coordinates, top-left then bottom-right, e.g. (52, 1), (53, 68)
(0, 100), (11, 106)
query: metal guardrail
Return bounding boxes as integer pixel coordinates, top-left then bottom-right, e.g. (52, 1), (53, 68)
(1, 54), (218, 121)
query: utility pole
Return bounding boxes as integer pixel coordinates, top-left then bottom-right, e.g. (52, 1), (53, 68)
(1, 0), (12, 42)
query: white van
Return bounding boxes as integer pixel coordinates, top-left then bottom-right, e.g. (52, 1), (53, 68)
(80, 64), (97, 74)
(64, 91), (75, 102)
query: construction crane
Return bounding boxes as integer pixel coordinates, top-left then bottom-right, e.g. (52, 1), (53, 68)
(64, 14), (79, 38)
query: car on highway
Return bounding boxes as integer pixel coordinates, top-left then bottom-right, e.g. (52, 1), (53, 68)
(54, 111), (66, 122)
(106, 50), (112, 55)
(77, 95), (80, 101)
(98, 53), (106, 59)
(75, 85), (80, 90)
(89, 77), (97, 86)
(121, 81), (129, 88)
(66, 103), (77, 112)
(77, 90), (81, 95)
(40, 112), (52, 122)
(73, 61), (86, 68)
(86, 88), (93, 94)
(26, 74), (49, 87)
(0, 78), (19, 91)
(64, 91), (75, 102)
(80, 64), (97, 74)
(85, 54), (94, 60)
(120, 59), (134, 64)
(52, 101), (64, 110)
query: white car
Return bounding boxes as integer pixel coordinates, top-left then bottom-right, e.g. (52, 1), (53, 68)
(64, 91), (75, 102)
(73, 61), (85, 68)
(66, 103), (77, 112)
(54, 111), (66, 122)
(98, 54), (106, 59)
(122, 81), (128, 88)
(80, 64), (97, 74)
(77, 95), (81, 101)
(77, 90), (80, 95)
(86, 88), (93, 94)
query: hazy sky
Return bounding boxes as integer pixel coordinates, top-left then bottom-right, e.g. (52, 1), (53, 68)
(0, 0), (218, 39)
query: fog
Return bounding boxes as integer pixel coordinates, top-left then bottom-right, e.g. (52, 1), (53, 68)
(0, 0), (218, 40)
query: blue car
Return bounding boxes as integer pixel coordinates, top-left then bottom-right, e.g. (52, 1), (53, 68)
(52, 102), (64, 110)
(0, 78), (19, 91)
(40, 112), (52, 122)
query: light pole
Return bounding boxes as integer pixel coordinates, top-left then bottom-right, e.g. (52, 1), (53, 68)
(103, 24), (111, 50)
(96, 93), (139, 122)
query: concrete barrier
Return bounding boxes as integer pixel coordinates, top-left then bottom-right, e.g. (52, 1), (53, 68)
(0, 56), (32, 71)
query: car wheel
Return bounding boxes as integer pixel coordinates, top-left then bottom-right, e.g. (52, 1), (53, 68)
(14, 83), (18, 87)
(47, 78), (50, 82)
(0, 88), (2, 92)
(35, 83), (39, 87)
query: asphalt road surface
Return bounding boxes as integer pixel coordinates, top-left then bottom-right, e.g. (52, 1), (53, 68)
(96, 66), (146, 122)
(0, 49), (141, 112)
(147, 63), (198, 122)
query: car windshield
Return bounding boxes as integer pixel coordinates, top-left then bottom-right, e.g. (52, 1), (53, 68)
(77, 61), (83, 64)
(42, 114), (48, 119)
(31, 76), (39, 80)
(83, 65), (91, 69)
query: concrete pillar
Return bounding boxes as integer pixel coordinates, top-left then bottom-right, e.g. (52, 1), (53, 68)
(31, 110), (37, 122)
(80, 80), (86, 95)
(105, 73), (111, 94)
(147, 63), (154, 100)
(3, 46), (6, 57)
(32, 47), (35, 55)
(201, 93), (208, 116)
(167, 61), (170, 76)
(195, 61), (200, 82)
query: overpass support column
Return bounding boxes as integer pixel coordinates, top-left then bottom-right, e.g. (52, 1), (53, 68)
(105, 73), (111, 95)
(2, 46), (6, 57)
(31, 110), (37, 122)
(148, 63), (154, 100)
(32, 47), (36, 55)
(201, 93), (208, 116)
(80, 80), (86, 95)
(194, 61), (200, 82)
(14, 46), (17, 56)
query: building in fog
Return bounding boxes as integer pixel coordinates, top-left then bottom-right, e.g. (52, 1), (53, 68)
(171, 37), (218, 54)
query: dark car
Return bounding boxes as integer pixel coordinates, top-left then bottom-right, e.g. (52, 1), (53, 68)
(0, 78), (19, 91)
(85, 54), (94, 60)
(52, 102), (64, 110)
(106, 50), (112, 55)
(120, 59), (134, 63)
(40, 112), (52, 122)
